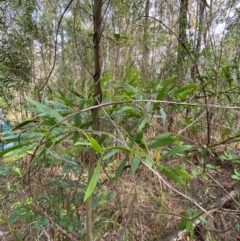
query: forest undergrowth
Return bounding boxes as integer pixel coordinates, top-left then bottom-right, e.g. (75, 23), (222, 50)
(1, 114), (240, 241)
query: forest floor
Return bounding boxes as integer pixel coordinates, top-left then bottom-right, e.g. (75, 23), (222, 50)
(0, 150), (240, 241)
(98, 155), (240, 241)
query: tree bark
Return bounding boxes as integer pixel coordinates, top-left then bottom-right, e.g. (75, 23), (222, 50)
(142, 0), (150, 81)
(86, 1), (103, 241)
(191, 1), (205, 81)
(177, 0), (188, 79)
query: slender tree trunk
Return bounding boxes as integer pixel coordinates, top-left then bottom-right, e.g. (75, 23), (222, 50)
(191, 1), (205, 80)
(142, 0), (150, 80)
(177, 0), (188, 80)
(86, 1), (102, 240)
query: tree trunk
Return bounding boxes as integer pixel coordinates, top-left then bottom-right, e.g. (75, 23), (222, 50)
(86, 1), (102, 241)
(142, 0), (150, 81)
(177, 0), (188, 80)
(191, 1), (205, 81)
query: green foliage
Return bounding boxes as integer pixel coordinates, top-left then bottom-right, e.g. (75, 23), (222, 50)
(179, 209), (207, 240)
(0, 0), (239, 239)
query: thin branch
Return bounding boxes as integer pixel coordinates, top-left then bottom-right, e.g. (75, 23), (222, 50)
(73, 1), (93, 77)
(39, 0), (75, 102)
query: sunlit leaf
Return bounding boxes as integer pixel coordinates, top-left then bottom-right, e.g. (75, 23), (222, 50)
(138, 116), (147, 132)
(144, 156), (152, 168)
(160, 167), (185, 185)
(160, 107), (167, 126)
(89, 137), (103, 154)
(102, 149), (119, 160)
(169, 168), (193, 179)
(131, 157), (140, 175)
(161, 145), (192, 159)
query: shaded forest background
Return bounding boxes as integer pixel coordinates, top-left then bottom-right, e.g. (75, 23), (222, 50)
(1, 0), (240, 240)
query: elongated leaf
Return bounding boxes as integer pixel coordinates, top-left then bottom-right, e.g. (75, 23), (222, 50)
(89, 137), (103, 154)
(169, 168), (193, 179)
(174, 84), (197, 94)
(111, 145), (133, 152)
(74, 142), (92, 146)
(41, 119), (57, 126)
(149, 132), (173, 141)
(111, 146), (143, 157)
(153, 76), (176, 111)
(49, 127), (65, 138)
(0, 144), (28, 157)
(160, 107), (167, 126)
(2, 132), (44, 143)
(149, 133), (178, 149)
(117, 106), (133, 113)
(114, 157), (128, 184)
(59, 90), (77, 106)
(102, 149), (119, 161)
(138, 116), (147, 132)
(160, 168), (185, 185)
(3, 145), (33, 157)
(144, 156), (152, 168)
(84, 159), (101, 201)
(48, 100), (70, 109)
(12, 120), (37, 131)
(28, 99), (63, 121)
(131, 157), (140, 175)
(161, 145), (192, 159)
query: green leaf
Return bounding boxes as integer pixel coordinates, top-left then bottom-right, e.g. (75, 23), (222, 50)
(89, 137), (103, 154)
(28, 99), (64, 122)
(0, 165), (11, 176)
(2, 132), (43, 143)
(114, 33), (120, 40)
(174, 84), (197, 100)
(131, 157), (140, 175)
(153, 76), (176, 111)
(114, 157), (128, 184)
(9, 213), (21, 224)
(169, 168), (193, 179)
(231, 175), (240, 180)
(161, 145), (192, 159)
(144, 156), (152, 168)
(160, 168), (185, 185)
(201, 173), (208, 180)
(138, 116), (147, 132)
(186, 220), (195, 239)
(74, 141), (92, 146)
(84, 159), (101, 201)
(160, 107), (167, 126)
(149, 133), (178, 149)
(234, 169), (240, 176)
(4, 145), (33, 157)
(12, 166), (21, 176)
(12, 120), (37, 131)
(117, 106), (134, 113)
(102, 149), (119, 161)
(0, 144), (29, 157)
(100, 75), (112, 86)
(179, 218), (188, 230)
(41, 119), (56, 126)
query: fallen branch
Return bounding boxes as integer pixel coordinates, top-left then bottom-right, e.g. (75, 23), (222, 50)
(162, 187), (240, 241)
